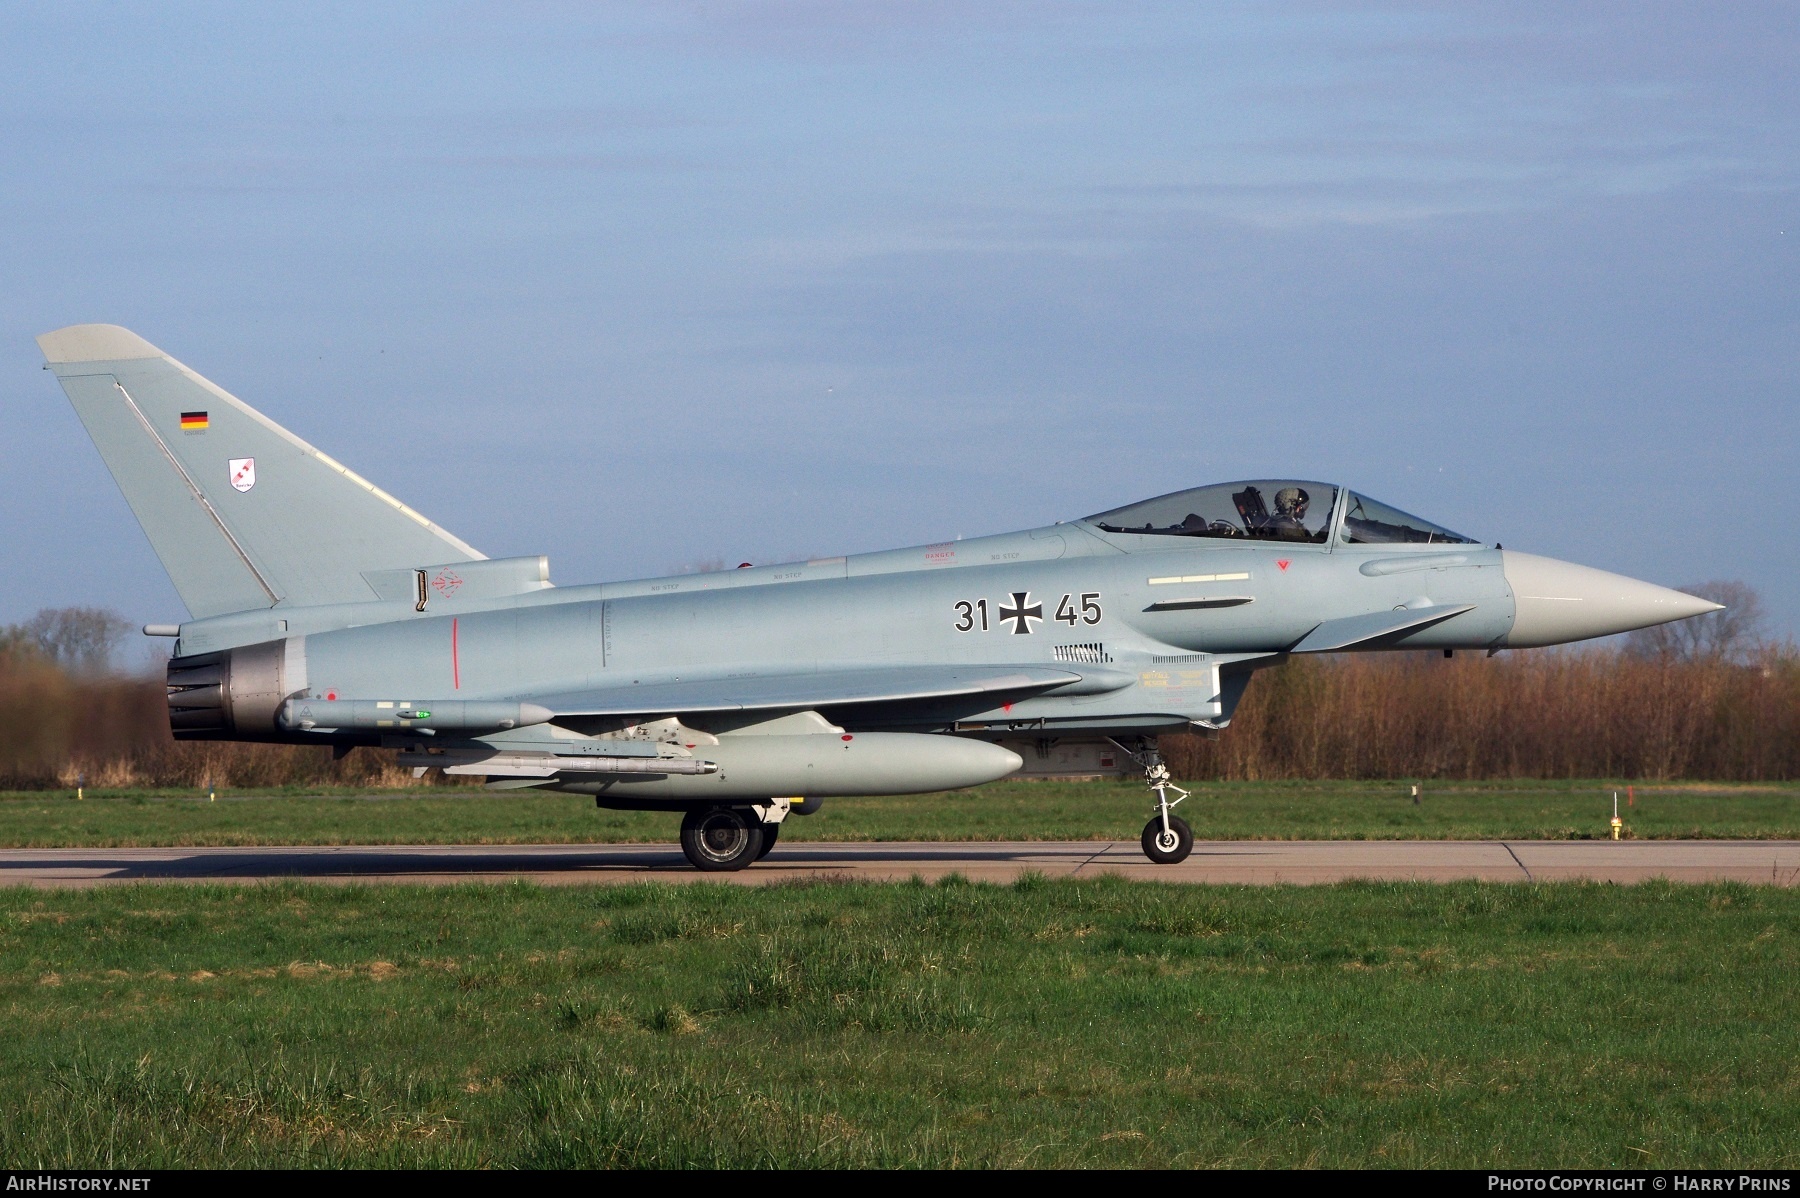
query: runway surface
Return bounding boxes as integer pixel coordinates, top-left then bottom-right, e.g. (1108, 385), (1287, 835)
(2, 839), (1798, 887)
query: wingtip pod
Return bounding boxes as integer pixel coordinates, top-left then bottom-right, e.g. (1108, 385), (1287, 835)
(37, 324), (165, 365)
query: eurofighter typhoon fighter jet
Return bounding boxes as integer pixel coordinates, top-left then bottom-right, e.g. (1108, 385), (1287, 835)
(39, 325), (1722, 870)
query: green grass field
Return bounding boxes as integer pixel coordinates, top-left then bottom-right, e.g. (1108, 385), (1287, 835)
(2, 876), (1796, 1168)
(1, 779), (1796, 847)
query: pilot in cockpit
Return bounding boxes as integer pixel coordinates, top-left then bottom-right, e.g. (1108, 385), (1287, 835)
(1270, 487), (1311, 541)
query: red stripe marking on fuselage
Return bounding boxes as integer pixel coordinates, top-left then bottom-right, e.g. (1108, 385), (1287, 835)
(452, 617), (460, 690)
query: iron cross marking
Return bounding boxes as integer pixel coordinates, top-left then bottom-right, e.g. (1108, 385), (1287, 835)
(998, 591), (1043, 635)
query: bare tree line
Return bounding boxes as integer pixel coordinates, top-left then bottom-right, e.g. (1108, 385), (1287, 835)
(0, 608), (135, 675)
(1161, 643), (1798, 782)
(0, 588), (1791, 788)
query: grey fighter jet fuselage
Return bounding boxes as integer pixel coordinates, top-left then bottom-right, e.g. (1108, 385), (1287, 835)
(39, 325), (1722, 868)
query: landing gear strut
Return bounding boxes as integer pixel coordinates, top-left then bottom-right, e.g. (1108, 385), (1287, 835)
(1135, 753), (1193, 864)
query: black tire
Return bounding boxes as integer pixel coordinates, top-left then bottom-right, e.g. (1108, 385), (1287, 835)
(756, 822), (780, 860)
(680, 807), (765, 872)
(1141, 814), (1193, 864)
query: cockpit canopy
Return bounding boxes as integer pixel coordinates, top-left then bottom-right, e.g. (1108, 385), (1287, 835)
(1083, 480), (1479, 546)
(1086, 480), (1339, 543)
(1339, 491), (1478, 546)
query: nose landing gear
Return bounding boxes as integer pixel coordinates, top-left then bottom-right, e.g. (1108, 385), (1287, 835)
(1136, 755), (1193, 864)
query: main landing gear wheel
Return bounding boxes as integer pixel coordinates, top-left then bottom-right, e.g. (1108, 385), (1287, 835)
(1141, 815), (1193, 864)
(755, 822), (780, 860)
(680, 807), (764, 872)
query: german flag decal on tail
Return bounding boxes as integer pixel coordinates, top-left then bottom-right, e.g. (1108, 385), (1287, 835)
(179, 411), (208, 432)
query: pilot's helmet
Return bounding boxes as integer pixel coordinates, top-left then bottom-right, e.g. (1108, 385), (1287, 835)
(1275, 487), (1310, 518)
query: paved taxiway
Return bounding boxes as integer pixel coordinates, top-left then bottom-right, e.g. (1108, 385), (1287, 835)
(1, 840), (1797, 887)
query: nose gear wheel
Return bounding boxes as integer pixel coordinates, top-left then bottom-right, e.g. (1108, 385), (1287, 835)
(1141, 813), (1193, 863)
(1113, 741), (1194, 864)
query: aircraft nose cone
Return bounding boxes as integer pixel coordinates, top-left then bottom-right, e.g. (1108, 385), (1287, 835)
(1501, 551), (1724, 648)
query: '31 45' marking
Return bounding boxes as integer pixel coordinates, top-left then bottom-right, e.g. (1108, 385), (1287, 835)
(954, 592), (1101, 634)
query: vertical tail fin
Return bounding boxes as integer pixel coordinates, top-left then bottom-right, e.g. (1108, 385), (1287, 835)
(39, 324), (483, 619)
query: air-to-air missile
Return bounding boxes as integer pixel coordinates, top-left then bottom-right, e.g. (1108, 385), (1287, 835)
(39, 325), (1722, 870)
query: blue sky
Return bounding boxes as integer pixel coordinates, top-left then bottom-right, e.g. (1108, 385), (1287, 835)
(3, 2), (1795, 645)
